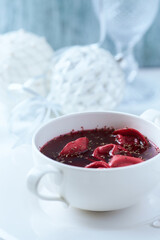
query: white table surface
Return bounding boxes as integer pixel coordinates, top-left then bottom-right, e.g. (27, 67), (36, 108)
(0, 68), (160, 240)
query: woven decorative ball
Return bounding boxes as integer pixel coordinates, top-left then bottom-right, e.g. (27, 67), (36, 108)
(50, 45), (125, 113)
(0, 29), (54, 103)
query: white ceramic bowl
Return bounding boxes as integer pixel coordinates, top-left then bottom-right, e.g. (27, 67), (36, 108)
(27, 109), (160, 211)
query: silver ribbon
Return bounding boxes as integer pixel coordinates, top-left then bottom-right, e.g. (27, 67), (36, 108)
(9, 85), (62, 146)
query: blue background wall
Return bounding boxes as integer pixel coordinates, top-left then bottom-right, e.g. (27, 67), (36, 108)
(0, 0), (160, 67)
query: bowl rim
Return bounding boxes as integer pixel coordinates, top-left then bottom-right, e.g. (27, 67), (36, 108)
(32, 111), (160, 172)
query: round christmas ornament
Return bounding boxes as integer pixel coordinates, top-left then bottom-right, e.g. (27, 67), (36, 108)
(0, 29), (54, 106)
(50, 44), (125, 114)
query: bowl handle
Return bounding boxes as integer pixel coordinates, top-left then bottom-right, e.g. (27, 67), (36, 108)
(27, 165), (68, 205)
(140, 109), (160, 126)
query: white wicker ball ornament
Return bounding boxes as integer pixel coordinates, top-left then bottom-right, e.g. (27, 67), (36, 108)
(0, 29), (54, 105)
(50, 45), (125, 113)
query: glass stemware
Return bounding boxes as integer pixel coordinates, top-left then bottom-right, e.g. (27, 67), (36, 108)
(92, 0), (159, 82)
(92, 0), (159, 112)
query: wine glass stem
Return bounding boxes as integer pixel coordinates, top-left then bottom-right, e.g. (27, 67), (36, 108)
(116, 44), (138, 83)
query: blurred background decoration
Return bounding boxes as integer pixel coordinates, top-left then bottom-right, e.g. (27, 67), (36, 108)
(0, 29), (54, 107)
(0, 0), (160, 144)
(50, 45), (124, 114)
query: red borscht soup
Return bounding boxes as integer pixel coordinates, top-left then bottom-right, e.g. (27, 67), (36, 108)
(40, 127), (159, 168)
